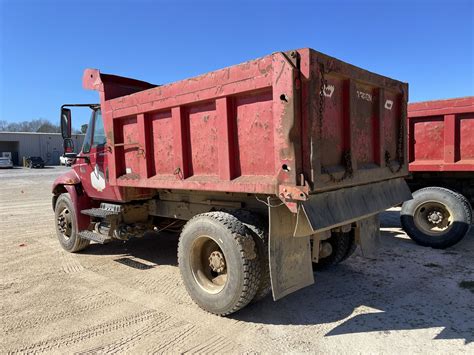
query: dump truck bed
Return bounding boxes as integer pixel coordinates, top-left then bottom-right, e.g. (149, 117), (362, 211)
(408, 97), (474, 172)
(84, 48), (408, 198)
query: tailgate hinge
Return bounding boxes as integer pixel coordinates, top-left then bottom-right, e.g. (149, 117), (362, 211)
(279, 176), (310, 213)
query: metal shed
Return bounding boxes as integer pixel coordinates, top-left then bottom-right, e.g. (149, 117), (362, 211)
(0, 132), (85, 166)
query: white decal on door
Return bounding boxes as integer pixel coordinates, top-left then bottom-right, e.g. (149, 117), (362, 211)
(91, 164), (106, 192)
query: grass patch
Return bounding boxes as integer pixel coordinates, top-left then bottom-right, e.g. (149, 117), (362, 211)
(459, 281), (474, 293)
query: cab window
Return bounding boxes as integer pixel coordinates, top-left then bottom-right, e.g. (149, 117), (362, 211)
(92, 110), (106, 148)
(81, 113), (94, 154)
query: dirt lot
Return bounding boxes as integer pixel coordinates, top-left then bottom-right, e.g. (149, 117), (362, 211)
(1, 167), (473, 354)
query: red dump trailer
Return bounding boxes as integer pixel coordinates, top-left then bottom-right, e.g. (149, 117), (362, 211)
(401, 97), (474, 248)
(53, 48), (411, 315)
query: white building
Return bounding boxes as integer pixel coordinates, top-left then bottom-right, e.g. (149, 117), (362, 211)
(0, 132), (85, 166)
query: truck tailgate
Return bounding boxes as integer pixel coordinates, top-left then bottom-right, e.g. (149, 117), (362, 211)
(300, 49), (408, 193)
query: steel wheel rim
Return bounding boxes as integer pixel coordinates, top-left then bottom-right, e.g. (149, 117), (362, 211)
(414, 200), (453, 236)
(57, 207), (73, 241)
(190, 235), (228, 294)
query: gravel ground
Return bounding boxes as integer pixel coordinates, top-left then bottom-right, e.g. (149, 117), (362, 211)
(1, 166), (473, 354)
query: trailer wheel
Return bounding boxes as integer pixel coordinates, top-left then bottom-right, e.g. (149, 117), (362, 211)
(54, 193), (90, 252)
(229, 209), (271, 302)
(178, 212), (260, 316)
(401, 187), (472, 249)
(313, 230), (356, 270)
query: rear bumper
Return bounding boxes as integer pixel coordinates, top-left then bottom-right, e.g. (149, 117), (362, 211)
(302, 178), (412, 232)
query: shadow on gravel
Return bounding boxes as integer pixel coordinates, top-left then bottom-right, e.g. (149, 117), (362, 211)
(78, 214), (474, 344)
(234, 230), (474, 344)
(81, 231), (179, 267)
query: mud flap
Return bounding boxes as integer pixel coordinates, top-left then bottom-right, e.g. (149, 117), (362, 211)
(268, 200), (314, 301)
(355, 214), (381, 259)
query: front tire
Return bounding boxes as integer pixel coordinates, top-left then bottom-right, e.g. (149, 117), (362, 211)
(178, 212), (261, 316)
(401, 187), (472, 249)
(54, 193), (90, 252)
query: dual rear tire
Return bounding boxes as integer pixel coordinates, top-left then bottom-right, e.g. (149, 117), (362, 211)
(178, 211), (264, 316)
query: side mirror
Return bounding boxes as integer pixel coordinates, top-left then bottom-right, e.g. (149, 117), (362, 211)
(64, 152), (78, 159)
(63, 138), (74, 154)
(61, 108), (72, 139)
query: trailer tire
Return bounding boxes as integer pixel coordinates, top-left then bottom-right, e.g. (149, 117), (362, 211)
(401, 187), (472, 249)
(178, 211), (260, 316)
(54, 193), (90, 252)
(229, 209), (271, 302)
(313, 230), (356, 270)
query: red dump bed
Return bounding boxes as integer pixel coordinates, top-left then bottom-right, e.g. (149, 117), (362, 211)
(408, 97), (474, 172)
(84, 48), (408, 198)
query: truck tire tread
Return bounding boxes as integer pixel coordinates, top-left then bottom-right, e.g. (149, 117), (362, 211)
(401, 186), (472, 249)
(227, 209), (271, 302)
(313, 231), (355, 270)
(55, 193), (90, 253)
(178, 211), (260, 316)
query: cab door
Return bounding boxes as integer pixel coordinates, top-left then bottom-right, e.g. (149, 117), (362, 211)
(74, 110), (117, 200)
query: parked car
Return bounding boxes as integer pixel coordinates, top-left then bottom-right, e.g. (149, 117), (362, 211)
(0, 157), (13, 168)
(59, 155), (73, 166)
(26, 156), (45, 168)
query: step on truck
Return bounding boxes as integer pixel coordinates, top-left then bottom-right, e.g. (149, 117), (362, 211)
(401, 97), (474, 248)
(53, 48), (411, 315)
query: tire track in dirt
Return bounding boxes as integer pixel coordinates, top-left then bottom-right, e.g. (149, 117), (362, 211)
(76, 313), (172, 354)
(129, 270), (193, 306)
(58, 250), (84, 273)
(76, 269), (288, 353)
(3, 293), (123, 334)
(182, 334), (242, 354)
(144, 322), (198, 353)
(8, 310), (159, 354)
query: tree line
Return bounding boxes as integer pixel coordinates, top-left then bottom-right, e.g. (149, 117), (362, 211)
(0, 119), (85, 134)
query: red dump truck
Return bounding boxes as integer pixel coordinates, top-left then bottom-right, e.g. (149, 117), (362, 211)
(53, 48), (411, 315)
(401, 97), (474, 248)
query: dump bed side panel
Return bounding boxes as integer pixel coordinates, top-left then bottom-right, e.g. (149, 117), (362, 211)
(407, 97), (474, 172)
(95, 53), (300, 195)
(299, 49), (408, 193)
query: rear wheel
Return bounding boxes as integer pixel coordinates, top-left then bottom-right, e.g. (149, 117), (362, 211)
(312, 230), (356, 270)
(401, 187), (472, 249)
(229, 209), (271, 302)
(178, 212), (261, 316)
(54, 193), (90, 252)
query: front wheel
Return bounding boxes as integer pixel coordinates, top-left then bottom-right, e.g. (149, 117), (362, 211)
(401, 187), (472, 249)
(54, 193), (90, 252)
(178, 212), (261, 316)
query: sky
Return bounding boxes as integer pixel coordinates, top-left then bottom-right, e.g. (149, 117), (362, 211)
(0, 0), (473, 129)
